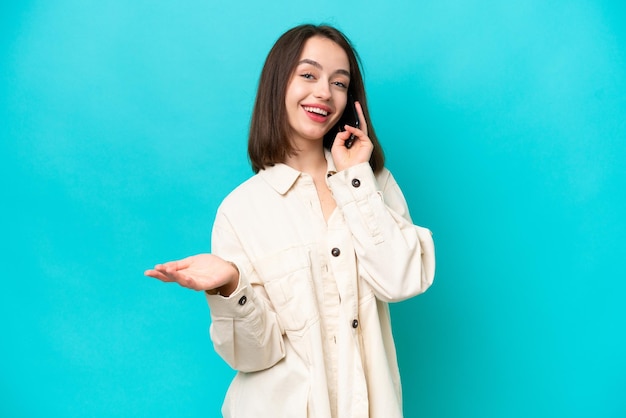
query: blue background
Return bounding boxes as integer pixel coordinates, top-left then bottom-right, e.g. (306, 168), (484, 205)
(2, 1), (625, 417)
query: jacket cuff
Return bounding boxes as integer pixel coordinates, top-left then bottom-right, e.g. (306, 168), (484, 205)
(205, 273), (256, 318)
(327, 162), (380, 207)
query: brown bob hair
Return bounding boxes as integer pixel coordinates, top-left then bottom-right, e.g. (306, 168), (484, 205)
(248, 24), (385, 174)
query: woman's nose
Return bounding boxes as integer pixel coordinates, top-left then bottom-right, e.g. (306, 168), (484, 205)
(314, 81), (331, 100)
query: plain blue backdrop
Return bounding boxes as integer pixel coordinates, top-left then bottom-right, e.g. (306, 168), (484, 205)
(2, 1), (625, 417)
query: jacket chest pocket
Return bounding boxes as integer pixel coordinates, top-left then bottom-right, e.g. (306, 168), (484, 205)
(253, 246), (319, 334)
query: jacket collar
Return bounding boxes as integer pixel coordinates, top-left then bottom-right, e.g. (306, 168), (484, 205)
(259, 149), (337, 195)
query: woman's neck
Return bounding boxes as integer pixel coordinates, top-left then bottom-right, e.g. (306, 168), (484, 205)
(284, 142), (328, 175)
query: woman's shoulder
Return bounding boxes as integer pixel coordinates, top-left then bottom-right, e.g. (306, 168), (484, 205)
(373, 165), (395, 189)
(375, 165), (392, 179)
(217, 163), (294, 210)
(219, 172), (266, 208)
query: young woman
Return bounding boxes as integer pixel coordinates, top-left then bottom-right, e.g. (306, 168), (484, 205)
(145, 24), (435, 418)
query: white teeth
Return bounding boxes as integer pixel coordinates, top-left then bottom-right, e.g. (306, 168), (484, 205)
(303, 106), (328, 116)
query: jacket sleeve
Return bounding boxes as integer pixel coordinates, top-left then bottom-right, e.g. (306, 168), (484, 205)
(328, 162), (435, 302)
(205, 209), (285, 372)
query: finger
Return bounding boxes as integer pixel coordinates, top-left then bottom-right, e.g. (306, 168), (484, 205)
(343, 125), (371, 145)
(151, 268), (198, 288)
(354, 101), (368, 136)
(332, 130), (352, 149)
(155, 256), (194, 273)
(160, 270), (202, 290)
(144, 269), (175, 282)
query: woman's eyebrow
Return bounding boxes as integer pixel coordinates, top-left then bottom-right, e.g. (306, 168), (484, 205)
(297, 58), (350, 77)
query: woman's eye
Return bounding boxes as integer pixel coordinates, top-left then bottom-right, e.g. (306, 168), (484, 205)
(332, 81), (348, 89)
(301, 73), (315, 80)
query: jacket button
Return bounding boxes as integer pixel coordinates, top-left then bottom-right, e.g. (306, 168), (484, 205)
(351, 178), (361, 188)
(331, 247), (341, 257)
(238, 295), (247, 306)
(352, 319), (359, 328)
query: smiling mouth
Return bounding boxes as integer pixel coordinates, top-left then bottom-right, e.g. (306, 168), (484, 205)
(303, 106), (329, 117)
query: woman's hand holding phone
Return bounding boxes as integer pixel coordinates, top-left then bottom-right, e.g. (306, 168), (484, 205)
(331, 100), (373, 172)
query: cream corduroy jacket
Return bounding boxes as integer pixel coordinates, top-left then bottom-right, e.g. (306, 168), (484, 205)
(206, 153), (435, 418)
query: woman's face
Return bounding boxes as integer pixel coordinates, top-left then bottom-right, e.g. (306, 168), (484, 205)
(284, 36), (350, 147)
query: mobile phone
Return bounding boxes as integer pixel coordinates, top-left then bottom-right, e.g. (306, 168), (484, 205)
(337, 94), (360, 148)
